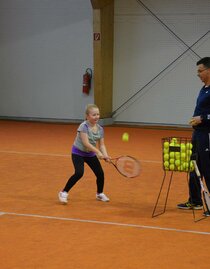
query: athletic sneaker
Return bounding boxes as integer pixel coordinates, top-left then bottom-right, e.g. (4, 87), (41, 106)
(58, 191), (68, 204)
(203, 211), (210, 217)
(177, 201), (202, 210)
(96, 193), (110, 202)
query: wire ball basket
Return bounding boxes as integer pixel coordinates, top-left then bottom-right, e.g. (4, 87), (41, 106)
(162, 137), (194, 173)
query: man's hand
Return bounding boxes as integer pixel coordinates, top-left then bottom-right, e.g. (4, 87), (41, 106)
(189, 116), (202, 126)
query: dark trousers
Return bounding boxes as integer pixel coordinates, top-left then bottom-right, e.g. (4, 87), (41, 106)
(189, 130), (210, 204)
(63, 154), (104, 194)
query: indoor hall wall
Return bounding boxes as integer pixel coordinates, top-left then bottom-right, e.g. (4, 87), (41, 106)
(113, 0), (210, 126)
(0, 0), (93, 121)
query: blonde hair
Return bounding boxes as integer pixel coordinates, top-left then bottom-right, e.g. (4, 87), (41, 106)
(85, 104), (99, 115)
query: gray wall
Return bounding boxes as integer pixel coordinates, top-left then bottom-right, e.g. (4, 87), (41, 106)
(0, 0), (94, 121)
(113, 0), (210, 126)
(0, 0), (210, 126)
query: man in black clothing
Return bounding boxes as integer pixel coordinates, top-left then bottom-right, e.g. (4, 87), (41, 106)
(177, 57), (210, 215)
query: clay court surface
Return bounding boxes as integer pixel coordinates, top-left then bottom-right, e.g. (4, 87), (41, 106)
(0, 120), (210, 269)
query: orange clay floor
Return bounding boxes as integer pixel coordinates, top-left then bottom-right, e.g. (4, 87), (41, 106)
(0, 120), (210, 269)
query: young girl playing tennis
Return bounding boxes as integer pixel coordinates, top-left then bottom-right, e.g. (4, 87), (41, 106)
(58, 104), (110, 204)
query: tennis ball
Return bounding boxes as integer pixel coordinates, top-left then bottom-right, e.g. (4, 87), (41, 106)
(163, 148), (169, 154)
(122, 132), (129, 142)
(169, 142), (175, 147)
(175, 152), (181, 159)
(181, 152), (186, 160)
(183, 162), (189, 169)
(190, 161), (194, 171)
(186, 143), (191, 149)
(169, 152), (175, 158)
(164, 161), (169, 168)
(180, 165), (185, 171)
(180, 143), (186, 152)
(169, 164), (175, 170)
(171, 137), (178, 143)
(163, 141), (169, 149)
(174, 143), (180, 148)
(185, 156), (190, 162)
(186, 149), (192, 156)
(169, 158), (175, 164)
(175, 159), (181, 166)
(164, 153), (169, 161)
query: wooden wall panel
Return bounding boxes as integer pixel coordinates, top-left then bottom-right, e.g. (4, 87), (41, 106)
(91, 0), (114, 118)
(91, 0), (114, 9)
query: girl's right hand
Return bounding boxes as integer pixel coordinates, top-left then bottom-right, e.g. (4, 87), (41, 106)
(97, 152), (104, 159)
(103, 156), (111, 162)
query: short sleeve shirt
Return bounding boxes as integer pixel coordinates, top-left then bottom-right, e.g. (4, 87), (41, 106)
(72, 121), (104, 157)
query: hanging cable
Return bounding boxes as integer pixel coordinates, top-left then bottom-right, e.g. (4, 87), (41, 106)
(136, 0), (201, 58)
(112, 31), (210, 117)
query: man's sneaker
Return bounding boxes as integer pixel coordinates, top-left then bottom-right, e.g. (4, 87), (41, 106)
(177, 201), (202, 210)
(96, 193), (110, 202)
(58, 191), (68, 204)
(203, 211), (210, 217)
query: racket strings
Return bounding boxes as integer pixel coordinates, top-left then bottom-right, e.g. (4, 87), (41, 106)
(116, 156), (140, 178)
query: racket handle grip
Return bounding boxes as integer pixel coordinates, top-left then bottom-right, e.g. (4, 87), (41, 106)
(192, 160), (201, 177)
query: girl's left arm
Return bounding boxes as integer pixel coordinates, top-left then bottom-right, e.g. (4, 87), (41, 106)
(99, 138), (110, 160)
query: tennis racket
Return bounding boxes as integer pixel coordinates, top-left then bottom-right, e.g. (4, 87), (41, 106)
(192, 160), (210, 211)
(109, 155), (140, 178)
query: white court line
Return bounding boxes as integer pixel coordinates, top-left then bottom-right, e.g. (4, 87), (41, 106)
(0, 211), (210, 235)
(0, 150), (70, 158)
(0, 150), (161, 163)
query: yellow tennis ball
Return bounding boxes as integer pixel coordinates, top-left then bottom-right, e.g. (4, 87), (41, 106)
(169, 164), (175, 170)
(183, 162), (189, 169)
(169, 142), (175, 146)
(186, 142), (191, 149)
(180, 165), (184, 171)
(163, 148), (169, 154)
(175, 152), (181, 159)
(164, 161), (169, 168)
(169, 152), (175, 158)
(163, 153), (169, 161)
(175, 159), (181, 166)
(163, 141), (169, 149)
(180, 143), (186, 152)
(171, 137), (178, 143)
(181, 152), (186, 160)
(186, 149), (192, 156)
(190, 161), (194, 171)
(122, 132), (129, 142)
(169, 158), (175, 164)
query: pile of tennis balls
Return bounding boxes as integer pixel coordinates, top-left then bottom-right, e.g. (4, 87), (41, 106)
(163, 137), (194, 172)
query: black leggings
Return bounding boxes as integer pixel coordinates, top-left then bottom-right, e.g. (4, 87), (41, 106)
(63, 154), (104, 194)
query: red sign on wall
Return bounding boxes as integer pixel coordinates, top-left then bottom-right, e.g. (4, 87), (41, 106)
(94, 33), (101, 41)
